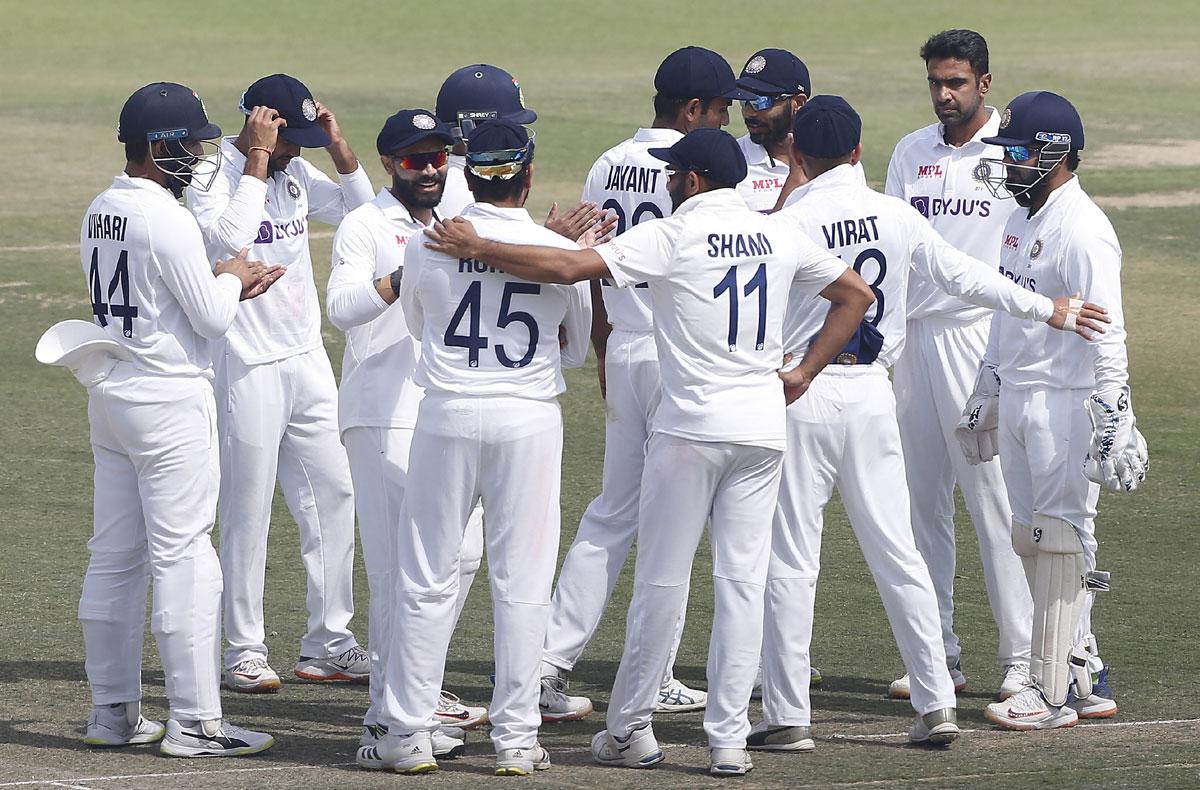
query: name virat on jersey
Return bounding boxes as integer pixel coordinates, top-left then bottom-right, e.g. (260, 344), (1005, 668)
(86, 213), (128, 242)
(820, 215), (881, 249)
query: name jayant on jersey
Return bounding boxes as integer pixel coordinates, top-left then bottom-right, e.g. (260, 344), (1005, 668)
(821, 216), (880, 249)
(459, 258), (500, 274)
(87, 213), (128, 242)
(707, 232), (773, 257)
(604, 165), (662, 194)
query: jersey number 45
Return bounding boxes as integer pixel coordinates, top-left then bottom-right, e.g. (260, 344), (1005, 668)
(444, 280), (541, 369)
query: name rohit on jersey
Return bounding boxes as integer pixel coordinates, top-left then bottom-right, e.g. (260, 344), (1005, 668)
(87, 213), (128, 242)
(821, 216), (880, 249)
(908, 196), (991, 219)
(707, 232), (774, 257)
(604, 165), (662, 194)
(460, 258), (500, 274)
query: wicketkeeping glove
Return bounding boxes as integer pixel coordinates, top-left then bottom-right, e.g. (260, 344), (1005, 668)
(1083, 386), (1149, 493)
(954, 363), (1001, 465)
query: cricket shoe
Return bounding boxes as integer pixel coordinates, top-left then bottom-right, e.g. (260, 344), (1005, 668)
(293, 645), (370, 683)
(1067, 665), (1118, 718)
(495, 743), (551, 776)
(997, 662), (1032, 700)
(357, 725), (465, 768)
(435, 689), (488, 729)
(908, 707), (960, 746)
(889, 661), (967, 700)
(984, 687), (1079, 731)
(377, 730), (439, 774)
(540, 674), (593, 722)
(159, 718), (274, 757)
(656, 677), (707, 713)
(811, 665), (823, 687)
(746, 721), (815, 752)
(710, 747), (754, 776)
(83, 702), (164, 747)
(222, 657), (281, 693)
(591, 724), (665, 768)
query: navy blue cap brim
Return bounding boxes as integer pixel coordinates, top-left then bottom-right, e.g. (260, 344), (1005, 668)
(736, 76), (799, 96)
(647, 147), (680, 167)
(723, 85), (758, 101)
(194, 121), (222, 140)
(501, 108), (538, 125)
(279, 124), (332, 148)
(980, 134), (1032, 147)
(383, 130), (455, 155)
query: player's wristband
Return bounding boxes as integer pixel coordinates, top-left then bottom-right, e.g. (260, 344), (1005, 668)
(389, 268), (403, 297)
(248, 146), (272, 155)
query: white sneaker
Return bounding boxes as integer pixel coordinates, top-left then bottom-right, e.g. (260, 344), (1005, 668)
(495, 743), (551, 776)
(590, 724), (665, 768)
(293, 645), (370, 683)
(888, 661), (967, 700)
(710, 747), (754, 776)
(434, 689), (489, 729)
(83, 702), (164, 747)
(1066, 665), (1118, 718)
(746, 721), (814, 752)
(378, 730), (438, 774)
(997, 663), (1032, 700)
(984, 687), (1079, 731)
(358, 725), (464, 768)
(222, 657), (281, 694)
(159, 718), (275, 757)
(908, 707), (960, 745)
(539, 674), (594, 722)
(656, 677), (707, 713)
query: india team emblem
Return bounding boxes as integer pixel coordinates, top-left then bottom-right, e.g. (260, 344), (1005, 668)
(1031, 239), (1043, 259)
(972, 161), (991, 182)
(413, 114), (436, 130)
(286, 179), (301, 200)
(746, 55), (767, 74)
(301, 98), (318, 122)
(1000, 107), (1012, 129)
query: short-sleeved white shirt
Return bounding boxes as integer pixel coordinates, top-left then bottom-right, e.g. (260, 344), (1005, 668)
(595, 188), (847, 450)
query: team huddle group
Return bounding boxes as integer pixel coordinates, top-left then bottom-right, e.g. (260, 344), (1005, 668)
(43, 26), (1150, 778)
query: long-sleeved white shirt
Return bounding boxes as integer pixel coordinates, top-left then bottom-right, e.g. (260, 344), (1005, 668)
(80, 174), (243, 378)
(885, 107), (1019, 322)
(400, 202), (591, 400)
(327, 188), (430, 433)
(187, 137), (373, 364)
(778, 164), (1053, 368)
(986, 176), (1127, 392)
(437, 155), (473, 219)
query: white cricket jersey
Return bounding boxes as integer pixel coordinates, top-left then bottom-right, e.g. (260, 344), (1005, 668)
(989, 176), (1127, 392)
(187, 138), (374, 365)
(581, 127), (681, 333)
(327, 189), (429, 433)
(80, 174), (243, 378)
(437, 155), (473, 218)
(735, 134), (789, 213)
(778, 164), (1053, 368)
(400, 202), (592, 399)
(594, 188), (847, 451)
(885, 107), (1019, 321)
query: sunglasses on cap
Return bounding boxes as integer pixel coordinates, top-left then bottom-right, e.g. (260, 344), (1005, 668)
(392, 149), (449, 171)
(742, 93), (794, 111)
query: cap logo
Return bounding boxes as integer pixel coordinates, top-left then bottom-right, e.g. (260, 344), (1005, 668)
(413, 114), (436, 130)
(301, 98), (317, 122)
(193, 90), (210, 120)
(746, 55), (767, 74)
(1000, 108), (1012, 129)
(513, 79), (526, 109)
(1035, 131), (1071, 145)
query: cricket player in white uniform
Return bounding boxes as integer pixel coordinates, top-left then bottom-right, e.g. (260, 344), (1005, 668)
(885, 29), (1033, 701)
(754, 96), (1108, 752)
(967, 92), (1145, 730)
(428, 128), (875, 777)
(55, 82), (281, 757)
(734, 49), (808, 213)
(377, 120), (591, 776)
(326, 110), (488, 765)
(539, 44), (752, 722)
(188, 74), (375, 692)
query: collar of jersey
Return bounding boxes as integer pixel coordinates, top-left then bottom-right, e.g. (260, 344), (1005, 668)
(674, 187), (746, 216)
(799, 162), (866, 194)
(113, 172), (178, 200)
(1026, 174), (1080, 221)
(737, 133), (771, 166)
(374, 188), (433, 227)
(460, 201), (533, 223)
(936, 105), (1001, 150)
(632, 127), (684, 144)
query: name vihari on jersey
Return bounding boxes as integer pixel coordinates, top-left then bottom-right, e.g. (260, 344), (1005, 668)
(604, 165), (662, 194)
(87, 213), (128, 242)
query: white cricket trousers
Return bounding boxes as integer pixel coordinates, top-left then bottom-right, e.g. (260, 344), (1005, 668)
(763, 367), (956, 727)
(81, 365), (223, 721)
(214, 346), (358, 667)
(544, 330), (686, 683)
(607, 433), (781, 749)
(893, 315), (1032, 668)
(342, 425), (485, 726)
(380, 394), (563, 753)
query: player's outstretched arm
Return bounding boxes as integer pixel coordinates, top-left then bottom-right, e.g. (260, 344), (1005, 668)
(545, 201), (618, 244)
(425, 217), (609, 284)
(779, 268), (874, 403)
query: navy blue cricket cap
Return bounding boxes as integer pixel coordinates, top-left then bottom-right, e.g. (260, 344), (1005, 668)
(654, 46), (756, 101)
(982, 91), (1085, 150)
(376, 109), (454, 156)
(791, 95), (861, 158)
(240, 74), (331, 148)
(465, 119), (533, 180)
(648, 128), (747, 187)
(436, 64), (537, 134)
(737, 48), (811, 96)
(118, 82), (221, 144)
